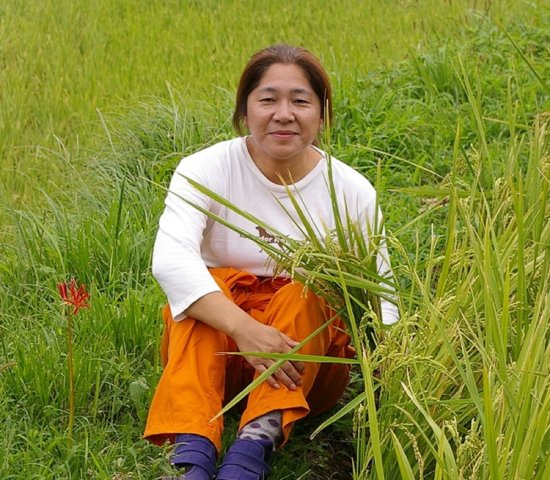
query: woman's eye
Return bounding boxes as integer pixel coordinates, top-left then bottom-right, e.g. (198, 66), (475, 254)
(294, 99), (309, 104)
(260, 97), (275, 103)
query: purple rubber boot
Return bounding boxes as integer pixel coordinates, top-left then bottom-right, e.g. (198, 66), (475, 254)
(170, 434), (217, 480)
(216, 438), (273, 480)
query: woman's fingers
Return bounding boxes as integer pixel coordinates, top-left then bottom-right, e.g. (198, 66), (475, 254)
(241, 325), (306, 390)
(280, 360), (303, 387)
(281, 333), (306, 374)
(291, 360), (306, 375)
(254, 358), (302, 390)
(282, 333), (300, 349)
(256, 363), (281, 389)
(272, 363), (297, 390)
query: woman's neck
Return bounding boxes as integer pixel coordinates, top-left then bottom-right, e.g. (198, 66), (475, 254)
(245, 138), (322, 185)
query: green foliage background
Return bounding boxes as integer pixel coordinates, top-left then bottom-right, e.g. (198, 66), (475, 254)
(0, 1), (548, 478)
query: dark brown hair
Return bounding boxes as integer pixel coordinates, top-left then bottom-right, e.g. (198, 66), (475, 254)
(232, 44), (333, 134)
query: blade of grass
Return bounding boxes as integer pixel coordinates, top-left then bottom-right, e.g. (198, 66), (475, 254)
(220, 351), (359, 365)
(495, 20), (549, 92)
(310, 391), (367, 439)
(390, 431), (416, 480)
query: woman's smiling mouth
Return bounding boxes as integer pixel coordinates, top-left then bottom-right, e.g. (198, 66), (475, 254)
(270, 130), (297, 138)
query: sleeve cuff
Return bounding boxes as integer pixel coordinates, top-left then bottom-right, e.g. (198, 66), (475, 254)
(169, 284), (222, 321)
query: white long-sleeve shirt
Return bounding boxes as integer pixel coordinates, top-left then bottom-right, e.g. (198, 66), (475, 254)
(152, 137), (399, 324)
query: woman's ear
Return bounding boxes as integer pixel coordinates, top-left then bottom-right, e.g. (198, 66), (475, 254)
(243, 116), (248, 131)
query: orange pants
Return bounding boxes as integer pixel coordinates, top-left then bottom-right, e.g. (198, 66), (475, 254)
(144, 268), (353, 452)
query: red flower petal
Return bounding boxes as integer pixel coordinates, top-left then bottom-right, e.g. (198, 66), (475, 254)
(57, 278), (90, 314)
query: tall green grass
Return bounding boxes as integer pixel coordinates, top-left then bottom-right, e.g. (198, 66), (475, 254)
(1, 0), (547, 230)
(364, 115), (549, 479)
(0, 5), (549, 479)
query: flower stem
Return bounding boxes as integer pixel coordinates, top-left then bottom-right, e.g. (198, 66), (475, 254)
(66, 307), (75, 444)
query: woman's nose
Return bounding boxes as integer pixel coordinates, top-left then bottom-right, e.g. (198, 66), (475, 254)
(273, 101), (294, 122)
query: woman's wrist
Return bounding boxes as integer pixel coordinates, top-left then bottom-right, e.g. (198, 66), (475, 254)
(225, 310), (257, 342)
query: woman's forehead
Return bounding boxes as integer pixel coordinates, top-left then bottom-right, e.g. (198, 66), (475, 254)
(254, 64), (314, 91)
(255, 85), (313, 95)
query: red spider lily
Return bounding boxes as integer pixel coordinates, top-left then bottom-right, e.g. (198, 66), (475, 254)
(57, 278), (90, 315)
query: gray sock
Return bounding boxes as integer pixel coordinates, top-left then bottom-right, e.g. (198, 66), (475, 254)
(238, 411), (283, 448)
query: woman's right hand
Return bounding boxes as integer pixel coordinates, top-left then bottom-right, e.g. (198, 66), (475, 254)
(231, 319), (305, 391)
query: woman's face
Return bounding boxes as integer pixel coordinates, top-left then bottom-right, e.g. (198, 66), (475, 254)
(244, 63), (322, 167)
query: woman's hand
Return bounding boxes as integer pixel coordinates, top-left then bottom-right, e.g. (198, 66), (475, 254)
(185, 291), (305, 390)
(232, 320), (306, 390)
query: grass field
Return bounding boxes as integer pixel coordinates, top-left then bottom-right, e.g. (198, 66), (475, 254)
(1, 0), (549, 478)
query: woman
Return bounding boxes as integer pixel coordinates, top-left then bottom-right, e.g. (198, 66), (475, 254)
(145, 44), (398, 480)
